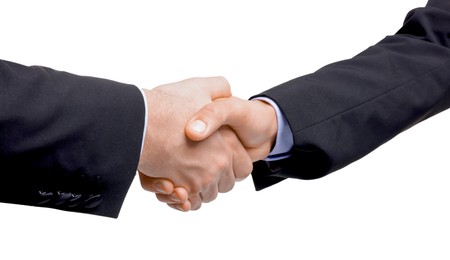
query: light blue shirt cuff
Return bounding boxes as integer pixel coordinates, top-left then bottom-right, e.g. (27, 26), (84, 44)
(252, 97), (294, 161)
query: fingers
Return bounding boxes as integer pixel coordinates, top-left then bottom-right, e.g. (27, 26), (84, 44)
(138, 173), (205, 211)
(155, 188), (192, 212)
(218, 126), (253, 183)
(139, 172), (192, 211)
(188, 193), (203, 210)
(232, 146), (253, 182)
(168, 201), (191, 212)
(138, 172), (175, 194)
(155, 186), (193, 212)
(156, 187), (189, 204)
(169, 192), (203, 211)
(230, 132), (254, 181)
(217, 173), (235, 193)
(185, 97), (247, 141)
(200, 187), (219, 203)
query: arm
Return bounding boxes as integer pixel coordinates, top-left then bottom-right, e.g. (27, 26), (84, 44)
(251, 0), (450, 188)
(0, 61), (251, 216)
(140, 0), (450, 209)
(0, 59), (145, 217)
(185, 0), (450, 190)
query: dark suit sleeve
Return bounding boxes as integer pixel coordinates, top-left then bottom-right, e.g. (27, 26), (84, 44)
(251, 0), (450, 190)
(0, 60), (146, 217)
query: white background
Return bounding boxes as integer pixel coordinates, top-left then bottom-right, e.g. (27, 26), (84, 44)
(1, 0), (449, 259)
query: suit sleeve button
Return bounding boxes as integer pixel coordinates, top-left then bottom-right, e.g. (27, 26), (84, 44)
(54, 192), (73, 206)
(36, 191), (53, 205)
(67, 193), (83, 208)
(83, 194), (103, 209)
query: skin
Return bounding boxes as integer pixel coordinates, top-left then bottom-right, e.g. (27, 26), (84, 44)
(137, 77), (254, 210)
(141, 96), (279, 211)
(186, 97), (278, 161)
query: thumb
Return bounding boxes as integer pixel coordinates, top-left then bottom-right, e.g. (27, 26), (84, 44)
(185, 97), (246, 141)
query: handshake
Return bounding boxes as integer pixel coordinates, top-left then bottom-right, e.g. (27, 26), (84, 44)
(137, 77), (278, 211)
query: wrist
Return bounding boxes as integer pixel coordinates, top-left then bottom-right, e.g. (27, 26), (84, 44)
(253, 99), (278, 158)
(252, 97), (294, 161)
(138, 88), (156, 172)
(138, 87), (150, 157)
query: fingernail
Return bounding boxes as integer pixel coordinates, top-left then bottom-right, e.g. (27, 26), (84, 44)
(169, 204), (186, 212)
(189, 120), (206, 134)
(175, 205), (184, 211)
(154, 182), (165, 193)
(169, 196), (181, 203)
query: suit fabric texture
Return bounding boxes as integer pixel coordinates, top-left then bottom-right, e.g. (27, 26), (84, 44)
(252, 0), (450, 190)
(0, 60), (146, 218)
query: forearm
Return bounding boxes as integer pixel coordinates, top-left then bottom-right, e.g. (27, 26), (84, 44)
(253, 2), (450, 184)
(0, 59), (146, 217)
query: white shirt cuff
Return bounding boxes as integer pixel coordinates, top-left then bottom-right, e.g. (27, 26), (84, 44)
(138, 87), (148, 156)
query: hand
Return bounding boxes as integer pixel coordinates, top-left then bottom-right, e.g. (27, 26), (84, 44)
(138, 78), (253, 210)
(147, 96), (278, 211)
(138, 175), (191, 211)
(186, 97), (278, 161)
